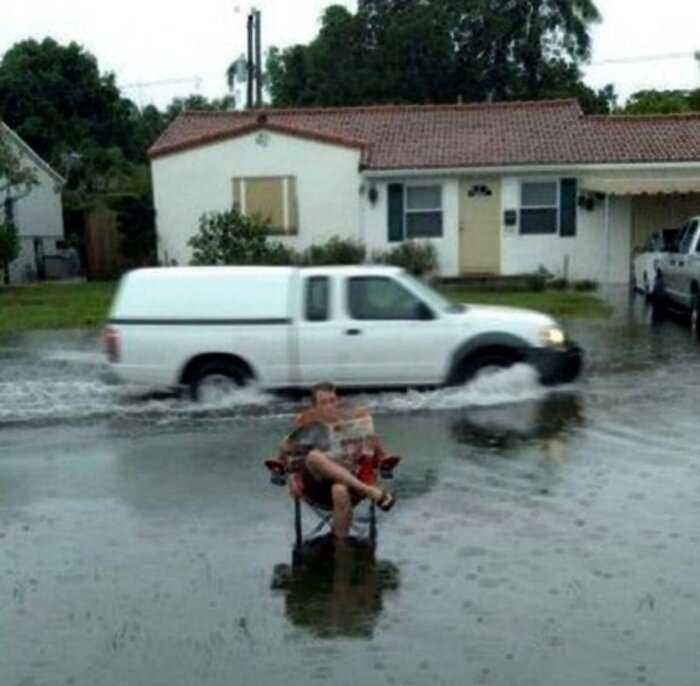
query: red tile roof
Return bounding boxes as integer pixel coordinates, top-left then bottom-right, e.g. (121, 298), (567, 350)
(148, 100), (700, 169)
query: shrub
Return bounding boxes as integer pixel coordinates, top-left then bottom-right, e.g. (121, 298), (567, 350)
(265, 240), (300, 265)
(573, 279), (598, 291)
(189, 209), (283, 265)
(548, 278), (569, 290)
(372, 241), (437, 276)
(526, 273), (546, 292)
(302, 236), (366, 265)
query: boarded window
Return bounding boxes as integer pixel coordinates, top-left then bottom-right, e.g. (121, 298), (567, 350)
(232, 176), (298, 235)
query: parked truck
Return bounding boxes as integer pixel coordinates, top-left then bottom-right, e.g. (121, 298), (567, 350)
(104, 265), (582, 401)
(655, 215), (700, 334)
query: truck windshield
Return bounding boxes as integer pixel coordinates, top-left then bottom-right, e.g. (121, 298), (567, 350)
(401, 273), (463, 313)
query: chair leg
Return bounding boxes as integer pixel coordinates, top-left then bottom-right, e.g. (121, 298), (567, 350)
(294, 498), (303, 548)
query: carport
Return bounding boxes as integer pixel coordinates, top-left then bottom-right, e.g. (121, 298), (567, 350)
(581, 171), (700, 281)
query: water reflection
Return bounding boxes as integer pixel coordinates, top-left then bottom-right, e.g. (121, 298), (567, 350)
(450, 392), (584, 457)
(271, 535), (400, 639)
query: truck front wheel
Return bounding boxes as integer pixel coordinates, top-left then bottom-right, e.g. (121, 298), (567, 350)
(691, 294), (700, 340)
(453, 350), (518, 385)
(190, 361), (246, 403)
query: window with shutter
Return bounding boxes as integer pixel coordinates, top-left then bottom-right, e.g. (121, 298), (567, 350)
(520, 181), (558, 235)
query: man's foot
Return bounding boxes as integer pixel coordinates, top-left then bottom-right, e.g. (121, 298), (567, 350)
(377, 490), (396, 512)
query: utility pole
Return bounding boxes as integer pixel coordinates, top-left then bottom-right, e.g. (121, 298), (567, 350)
(246, 11), (254, 109)
(254, 9), (262, 108)
(245, 8), (263, 109)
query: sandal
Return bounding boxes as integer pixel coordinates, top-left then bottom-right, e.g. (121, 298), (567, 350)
(377, 490), (396, 512)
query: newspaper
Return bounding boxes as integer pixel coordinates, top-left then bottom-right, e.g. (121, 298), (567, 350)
(330, 415), (375, 467)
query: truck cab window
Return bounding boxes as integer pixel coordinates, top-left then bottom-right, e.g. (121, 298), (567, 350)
(305, 276), (330, 321)
(348, 277), (432, 320)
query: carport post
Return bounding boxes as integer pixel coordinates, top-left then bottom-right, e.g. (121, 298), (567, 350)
(604, 193), (610, 283)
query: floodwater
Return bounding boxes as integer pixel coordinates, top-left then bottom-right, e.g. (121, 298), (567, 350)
(1, 290), (699, 686)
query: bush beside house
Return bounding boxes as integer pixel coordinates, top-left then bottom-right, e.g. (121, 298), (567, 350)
(187, 209), (438, 275)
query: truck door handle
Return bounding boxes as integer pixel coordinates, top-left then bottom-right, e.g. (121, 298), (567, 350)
(345, 328), (362, 336)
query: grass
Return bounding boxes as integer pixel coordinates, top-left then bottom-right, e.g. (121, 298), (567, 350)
(436, 287), (613, 319)
(0, 279), (611, 336)
(0, 281), (117, 335)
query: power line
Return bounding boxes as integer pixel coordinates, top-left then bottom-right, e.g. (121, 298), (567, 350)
(119, 75), (206, 90)
(590, 51), (699, 66)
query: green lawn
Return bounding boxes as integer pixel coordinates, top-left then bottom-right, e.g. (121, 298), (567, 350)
(0, 279), (611, 336)
(0, 281), (117, 335)
(436, 287), (613, 319)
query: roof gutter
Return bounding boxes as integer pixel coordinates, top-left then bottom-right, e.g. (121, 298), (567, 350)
(361, 161), (700, 179)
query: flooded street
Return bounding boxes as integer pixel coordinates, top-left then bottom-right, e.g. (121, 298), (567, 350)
(2, 290), (700, 686)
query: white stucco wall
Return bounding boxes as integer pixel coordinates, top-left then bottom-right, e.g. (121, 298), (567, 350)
(4, 154), (65, 282)
(152, 131), (363, 265)
(361, 177), (461, 276)
(500, 175), (632, 283)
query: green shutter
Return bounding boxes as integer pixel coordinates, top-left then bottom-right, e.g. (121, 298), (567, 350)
(387, 184), (404, 242)
(560, 178), (577, 237)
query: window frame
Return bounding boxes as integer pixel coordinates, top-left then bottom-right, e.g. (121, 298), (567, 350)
(404, 183), (443, 239)
(519, 179), (560, 236)
(304, 275), (331, 322)
(346, 276), (431, 321)
(232, 175), (298, 235)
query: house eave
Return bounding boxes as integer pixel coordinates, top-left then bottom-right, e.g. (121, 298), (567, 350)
(0, 122), (66, 186)
(361, 160), (700, 179)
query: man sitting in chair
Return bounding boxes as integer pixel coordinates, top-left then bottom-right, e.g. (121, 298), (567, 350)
(281, 382), (396, 541)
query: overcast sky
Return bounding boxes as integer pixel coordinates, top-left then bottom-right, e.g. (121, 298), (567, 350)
(2, 0), (699, 110)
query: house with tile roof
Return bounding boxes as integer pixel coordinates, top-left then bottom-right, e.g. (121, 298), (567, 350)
(148, 99), (700, 283)
(1, 121), (66, 283)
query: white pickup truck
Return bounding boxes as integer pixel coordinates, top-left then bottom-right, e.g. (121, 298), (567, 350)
(104, 265), (582, 401)
(655, 216), (700, 331)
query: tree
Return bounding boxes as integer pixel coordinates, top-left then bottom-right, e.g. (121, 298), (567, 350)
(0, 129), (39, 284)
(0, 38), (140, 168)
(107, 167), (157, 268)
(620, 89), (694, 115)
(188, 209), (296, 266)
(266, 1), (613, 113)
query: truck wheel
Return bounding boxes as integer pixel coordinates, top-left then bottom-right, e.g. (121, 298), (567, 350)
(650, 272), (667, 321)
(190, 362), (245, 402)
(455, 351), (517, 385)
(691, 296), (700, 340)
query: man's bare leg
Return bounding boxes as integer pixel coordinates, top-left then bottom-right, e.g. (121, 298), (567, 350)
(331, 484), (352, 539)
(306, 450), (383, 502)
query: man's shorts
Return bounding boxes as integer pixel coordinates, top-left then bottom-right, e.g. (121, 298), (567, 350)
(300, 465), (364, 509)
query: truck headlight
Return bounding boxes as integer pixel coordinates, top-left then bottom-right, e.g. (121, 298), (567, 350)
(540, 326), (566, 347)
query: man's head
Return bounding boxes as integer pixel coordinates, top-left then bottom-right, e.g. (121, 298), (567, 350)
(310, 381), (340, 423)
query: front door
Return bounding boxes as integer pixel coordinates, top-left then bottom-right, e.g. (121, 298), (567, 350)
(459, 178), (501, 274)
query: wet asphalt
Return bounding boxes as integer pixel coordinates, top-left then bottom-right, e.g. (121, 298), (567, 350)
(1, 288), (700, 686)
